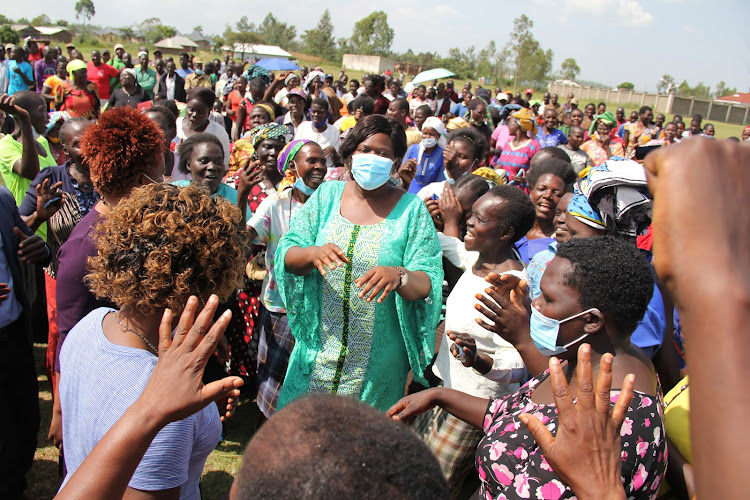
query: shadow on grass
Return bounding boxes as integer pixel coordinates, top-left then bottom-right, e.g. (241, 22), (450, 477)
(200, 471), (234, 500)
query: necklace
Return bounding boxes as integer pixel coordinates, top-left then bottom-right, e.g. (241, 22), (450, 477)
(113, 312), (158, 355)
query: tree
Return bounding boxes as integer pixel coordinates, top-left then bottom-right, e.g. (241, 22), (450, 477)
(192, 25), (204, 37)
(715, 81), (737, 98)
(618, 82), (635, 91)
(0, 25), (19, 45)
(559, 58), (580, 81)
(507, 15), (553, 88)
(223, 16), (264, 45)
(30, 14), (52, 26)
(146, 25), (177, 44)
(257, 13), (297, 50)
(349, 11), (394, 56)
(656, 74), (674, 94)
(56, 19), (69, 27)
(0, 14), (12, 25)
(302, 10), (336, 61)
(75, 0), (95, 33)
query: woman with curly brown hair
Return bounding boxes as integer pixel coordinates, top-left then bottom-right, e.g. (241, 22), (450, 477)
(50, 106), (166, 448)
(59, 183), (248, 498)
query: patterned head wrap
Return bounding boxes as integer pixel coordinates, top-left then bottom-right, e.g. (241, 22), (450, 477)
(247, 123), (290, 149)
(277, 139), (310, 175)
(511, 108), (538, 137)
(255, 103), (276, 121)
(244, 65), (271, 85)
(472, 167), (503, 186)
(46, 111), (71, 134)
(567, 193), (607, 230)
(589, 111), (617, 137)
(287, 88), (308, 101)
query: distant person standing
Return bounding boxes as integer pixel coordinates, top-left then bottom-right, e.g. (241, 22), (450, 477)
(134, 52), (157, 99)
(86, 50), (119, 105)
(8, 46), (34, 96)
(33, 46), (57, 94)
(176, 52), (194, 79)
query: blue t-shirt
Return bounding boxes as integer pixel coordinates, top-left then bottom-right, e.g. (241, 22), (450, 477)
(514, 235), (555, 265)
(59, 308), (221, 499)
(176, 68), (194, 79)
(404, 143), (446, 194)
(8, 60), (33, 95)
(527, 241), (557, 300)
(535, 128), (568, 148)
(630, 283), (666, 358)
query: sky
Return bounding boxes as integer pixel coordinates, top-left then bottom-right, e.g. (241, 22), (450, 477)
(6, 0), (749, 92)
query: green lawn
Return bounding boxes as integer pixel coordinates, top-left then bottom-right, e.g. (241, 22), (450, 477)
(29, 343), (258, 499)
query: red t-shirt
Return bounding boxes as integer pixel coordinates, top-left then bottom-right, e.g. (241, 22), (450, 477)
(86, 62), (120, 99)
(228, 90), (244, 122)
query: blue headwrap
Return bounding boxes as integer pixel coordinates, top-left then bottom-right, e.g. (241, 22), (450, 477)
(567, 193), (607, 230)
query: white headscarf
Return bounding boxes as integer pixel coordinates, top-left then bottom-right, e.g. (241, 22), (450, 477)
(417, 116), (448, 167)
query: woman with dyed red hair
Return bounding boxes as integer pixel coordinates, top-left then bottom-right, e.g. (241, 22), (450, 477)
(48, 106), (166, 448)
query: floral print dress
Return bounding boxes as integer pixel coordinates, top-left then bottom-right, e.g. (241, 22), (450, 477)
(476, 370), (667, 500)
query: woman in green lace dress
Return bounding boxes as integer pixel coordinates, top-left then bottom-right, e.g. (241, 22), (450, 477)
(275, 115), (444, 411)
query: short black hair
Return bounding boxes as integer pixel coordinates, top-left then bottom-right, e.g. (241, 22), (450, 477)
(311, 96), (329, 110)
(177, 132), (223, 174)
(363, 74), (385, 91)
(248, 76), (266, 90)
(152, 101), (179, 123)
(350, 79), (360, 87)
(59, 117), (90, 144)
(350, 95), (375, 115)
(487, 185), (536, 243)
(447, 127), (487, 161)
(390, 97), (409, 113)
(639, 105), (652, 116)
(454, 173), (490, 203)
(235, 395), (448, 499)
(527, 158), (576, 191)
(340, 115), (407, 161)
(555, 237), (654, 335)
(415, 104), (432, 117)
(11, 90), (44, 111)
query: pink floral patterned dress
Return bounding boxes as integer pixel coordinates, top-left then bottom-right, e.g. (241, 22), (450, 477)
(476, 370), (667, 500)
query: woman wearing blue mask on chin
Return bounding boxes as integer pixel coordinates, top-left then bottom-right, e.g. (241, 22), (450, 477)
(388, 237), (666, 500)
(246, 139), (327, 419)
(275, 114), (444, 412)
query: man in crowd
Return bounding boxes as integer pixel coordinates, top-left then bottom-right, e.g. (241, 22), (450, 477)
(135, 52), (157, 99)
(87, 50), (120, 105)
(176, 53), (193, 79)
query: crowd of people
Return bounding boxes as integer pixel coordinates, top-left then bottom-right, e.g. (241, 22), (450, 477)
(0, 36), (747, 500)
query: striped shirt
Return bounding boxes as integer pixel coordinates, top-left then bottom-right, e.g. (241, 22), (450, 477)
(59, 308), (221, 499)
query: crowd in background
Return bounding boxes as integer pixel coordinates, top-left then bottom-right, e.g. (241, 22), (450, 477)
(0, 35), (747, 500)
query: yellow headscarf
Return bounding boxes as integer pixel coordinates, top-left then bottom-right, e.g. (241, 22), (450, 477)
(511, 108), (537, 137)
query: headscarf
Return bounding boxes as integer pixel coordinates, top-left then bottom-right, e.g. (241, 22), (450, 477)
(498, 103), (522, 121)
(186, 87), (216, 109)
(66, 59), (87, 75)
(446, 117), (470, 131)
(121, 68), (137, 81)
(45, 111), (71, 135)
(244, 64), (271, 85)
(418, 117), (448, 168)
(284, 73), (300, 85)
(247, 123), (291, 149)
(589, 111), (617, 138)
(511, 108), (537, 137)
(567, 193), (607, 230)
(472, 167), (503, 186)
(277, 139), (310, 175)
(255, 103), (276, 121)
(303, 71), (324, 91)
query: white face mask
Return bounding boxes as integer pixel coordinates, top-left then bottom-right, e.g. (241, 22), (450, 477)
(420, 137), (437, 149)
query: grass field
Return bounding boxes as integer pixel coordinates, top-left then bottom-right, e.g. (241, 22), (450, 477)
(28, 343), (259, 499)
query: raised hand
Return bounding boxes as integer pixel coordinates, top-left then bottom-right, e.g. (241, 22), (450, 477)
(35, 179), (64, 222)
(474, 273), (530, 345)
(518, 345), (631, 500)
(438, 182), (463, 236)
(139, 295), (244, 424)
(424, 198), (444, 231)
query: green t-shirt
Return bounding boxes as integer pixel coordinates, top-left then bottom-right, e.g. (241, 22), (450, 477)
(0, 134), (57, 238)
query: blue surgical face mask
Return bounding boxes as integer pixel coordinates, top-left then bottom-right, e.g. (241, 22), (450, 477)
(351, 153), (393, 191)
(294, 176), (316, 196)
(529, 306), (599, 356)
(195, 69), (203, 76)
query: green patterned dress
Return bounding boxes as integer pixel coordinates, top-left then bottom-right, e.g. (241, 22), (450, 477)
(275, 181), (443, 411)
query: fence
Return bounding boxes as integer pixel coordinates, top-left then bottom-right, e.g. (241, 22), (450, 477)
(547, 82), (749, 125)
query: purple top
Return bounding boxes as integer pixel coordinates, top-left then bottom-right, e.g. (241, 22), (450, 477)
(34, 58), (57, 92)
(55, 207), (113, 372)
